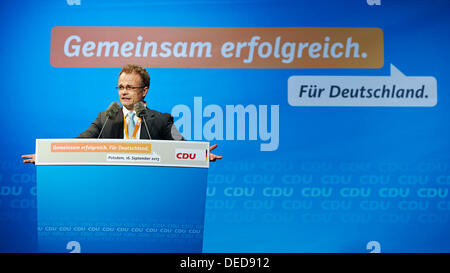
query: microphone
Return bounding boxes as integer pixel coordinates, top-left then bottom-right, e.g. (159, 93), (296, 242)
(98, 102), (121, 138)
(134, 101), (151, 139)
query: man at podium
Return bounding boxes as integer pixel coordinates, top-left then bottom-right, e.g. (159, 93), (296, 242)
(22, 64), (222, 163)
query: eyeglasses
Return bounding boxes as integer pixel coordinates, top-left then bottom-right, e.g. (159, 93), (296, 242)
(116, 85), (145, 91)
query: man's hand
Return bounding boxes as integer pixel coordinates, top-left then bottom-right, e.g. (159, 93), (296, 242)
(22, 154), (36, 164)
(209, 144), (223, 162)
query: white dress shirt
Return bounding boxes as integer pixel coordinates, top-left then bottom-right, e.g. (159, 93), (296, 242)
(122, 107), (142, 139)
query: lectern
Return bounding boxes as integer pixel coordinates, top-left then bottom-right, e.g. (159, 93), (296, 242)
(35, 139), (209, 253)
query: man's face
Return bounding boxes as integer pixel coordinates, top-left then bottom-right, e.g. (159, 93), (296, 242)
(118, 72), (148, 110)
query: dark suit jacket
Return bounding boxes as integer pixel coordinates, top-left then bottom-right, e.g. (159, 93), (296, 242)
(77, 107), (185, 140)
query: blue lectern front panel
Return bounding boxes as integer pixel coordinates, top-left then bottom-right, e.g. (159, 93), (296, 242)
(37, 165), (208, 253)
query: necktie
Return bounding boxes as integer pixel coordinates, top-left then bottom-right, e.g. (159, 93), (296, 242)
(127, 112), (136, 139)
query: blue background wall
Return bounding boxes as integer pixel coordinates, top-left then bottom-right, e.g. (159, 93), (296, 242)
(0, 0), (449, 252)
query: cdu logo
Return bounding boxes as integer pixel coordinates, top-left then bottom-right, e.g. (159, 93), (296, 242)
(66, 0), (81, 6)
(175, 148), (205, 161)
(367, 0), (381, 6)
(177, 152), (197, 160)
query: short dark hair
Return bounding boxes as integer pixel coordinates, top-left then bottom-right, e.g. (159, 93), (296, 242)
(119, 64), (150, 88)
